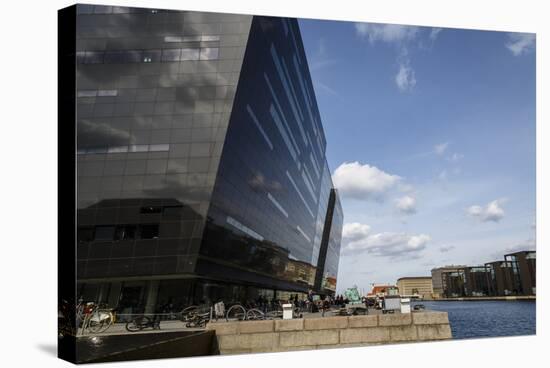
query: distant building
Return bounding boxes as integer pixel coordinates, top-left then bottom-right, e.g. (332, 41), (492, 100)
(463, 266), (491, 297)
(504, 251), (536, 295)
(431, 265), (466, 299)
(367, 285), (398, 297)
(441, 268), (466, 298)
(442, 266), (494, 298)
(484, 261), (515, 296)
(396, 277), (433, 300)
(432, 250), (536, 298)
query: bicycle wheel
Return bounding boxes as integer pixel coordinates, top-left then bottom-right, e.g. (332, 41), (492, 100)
(126, 316), (148, 332)
(87, 313), (106, 333)
(95, 311), (114, 333)
(246, 308), (265, 320)
(181, 306), (198, 322)
(226, 305), (246, 321)
(198, 316), (208, 327)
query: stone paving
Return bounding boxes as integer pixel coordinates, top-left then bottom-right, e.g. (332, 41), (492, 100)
(79, 307), (401, 337)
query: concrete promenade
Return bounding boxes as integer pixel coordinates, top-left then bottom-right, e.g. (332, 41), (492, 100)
(72, 309), (452, 360)
(78, 308), (385, 337)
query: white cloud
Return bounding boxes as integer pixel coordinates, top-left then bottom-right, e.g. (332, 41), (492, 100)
(332, 162), (401, 200)
(355, 23), (419, 44)
(395, 195), (417, 215)
(342, 223), (371, 242)
(506, 33), (535, 56)
(343, 225), (431, 258)
(434, 142), (450, 155)
(467, 199), (506, 223)
(354, 23), (421, 93)
(448, 153), (464, 162)
(429, 28), (443, 41)
(467, 205), (483, 216)
(398, 183), (415, 193)
(395, 62), (416, 92)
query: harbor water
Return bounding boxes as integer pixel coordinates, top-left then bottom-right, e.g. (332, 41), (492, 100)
(413, 300), (536, 339)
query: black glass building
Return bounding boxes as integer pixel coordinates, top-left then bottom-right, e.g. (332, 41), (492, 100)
(59, 4), (343, 316)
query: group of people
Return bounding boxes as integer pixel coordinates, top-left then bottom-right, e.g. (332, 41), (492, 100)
(333, 294), (351, 306)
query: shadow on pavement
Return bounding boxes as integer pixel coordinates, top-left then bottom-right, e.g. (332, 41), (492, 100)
(36, 343), (57, 357)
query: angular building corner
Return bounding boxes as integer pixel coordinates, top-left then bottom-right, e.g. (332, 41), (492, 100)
(63, 4), (343, 315)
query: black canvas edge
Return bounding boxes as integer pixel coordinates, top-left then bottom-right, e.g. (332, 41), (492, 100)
(58, 4), (77, 364)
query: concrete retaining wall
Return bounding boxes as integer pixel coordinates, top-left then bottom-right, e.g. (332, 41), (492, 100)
(207, 311), (452, 355)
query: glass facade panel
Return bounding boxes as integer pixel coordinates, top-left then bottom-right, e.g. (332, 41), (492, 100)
(161, 48), (181, 62)
(71, 6), (342, 315)
(181, 48), (200, 61)
(198, 16), (340, 295)
(200, 47), (219, 60)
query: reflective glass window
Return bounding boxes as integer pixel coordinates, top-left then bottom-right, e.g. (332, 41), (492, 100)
(161, 49), (181, 62)
(129, 145), (149, 152)
(139, 224), (160, 239)
(85, 51), (104, 64)
(77, 227), (94, 242)
(199, 48), (219, 60)
(94, 226), (115, 241)
(149, 144), (170, 152)
(201, 35), (220, 42)
(181, 48), (200, 61)
(107, 146), (128, 153)
(142, 49), (161, 63)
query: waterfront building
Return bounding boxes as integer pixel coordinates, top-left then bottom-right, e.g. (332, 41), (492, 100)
(484, 261), (515, 296)
(396, 276), (433, 300)
(441, 268), (466, 298)
(432, 250), (536, 298)
(463, 266), (491, 297)
(441, 266), (491, 298)
(367, 285), (399, 297)
(431, 265), (466, 299)
(60, 4), (343, 314)
(504, 251), (536, 295)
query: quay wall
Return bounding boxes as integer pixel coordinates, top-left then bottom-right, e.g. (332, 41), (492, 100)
(206, 311), (452, 355)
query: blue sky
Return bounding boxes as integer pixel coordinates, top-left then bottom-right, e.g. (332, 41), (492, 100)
(298, 20), (536, 293)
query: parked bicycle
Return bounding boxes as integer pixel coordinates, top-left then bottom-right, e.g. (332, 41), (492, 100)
(225, 303), (303, 321)
(180, 304), (212, 327)
(184, 311), (210, 327)
(80, 302), (116, 335)
(125, 315), (160, 332)
(180, 305), (199, 323)
(225, 304), (247, 321)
